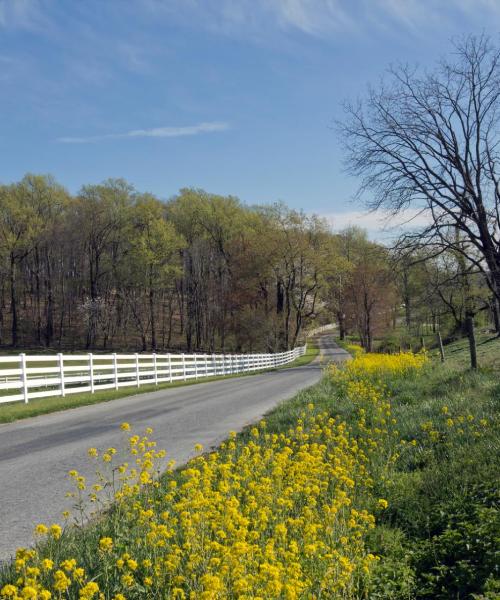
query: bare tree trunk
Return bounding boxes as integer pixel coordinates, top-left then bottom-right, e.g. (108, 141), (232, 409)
(284, 286), (291, 350)
(465, 315), (478, 370)
(491, 296), (500, 335)
(437, 331), (445, 362)
(45, 249), (54, 347)
(337, 310), (346, 340)
(34, 247), (42, 345)
(167, 297), (174, 348)
(0, 280), (4, 346)
(149, 268), (156, 350)
(10, 253), (18, 347)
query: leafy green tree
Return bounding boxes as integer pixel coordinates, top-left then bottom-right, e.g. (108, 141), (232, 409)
(125, 195), (184, 350)
(0, 182), (42, 345)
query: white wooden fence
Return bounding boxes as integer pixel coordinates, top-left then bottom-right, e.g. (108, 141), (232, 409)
(307, 323), (335, 336)
(0, 346), (306, 405)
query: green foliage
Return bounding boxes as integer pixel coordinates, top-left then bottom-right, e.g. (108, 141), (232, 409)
(366, 528), (416, 600)
(262, 335), (500, 599)
(411, 486), (499, 599)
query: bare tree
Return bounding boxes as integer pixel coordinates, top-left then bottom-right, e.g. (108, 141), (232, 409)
(340, 35), (500, 328)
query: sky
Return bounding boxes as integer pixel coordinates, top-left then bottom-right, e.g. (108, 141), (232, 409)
(1, 0), (500, 236)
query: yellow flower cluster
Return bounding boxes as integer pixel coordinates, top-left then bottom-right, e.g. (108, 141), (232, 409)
(328, 350), (428, 486)
(344, 343), (365, 358)
(421, 409), (490, 443)
(337, 350), (428, 379)
(2, 354), (425, 600)
(1, 404), (385, 599)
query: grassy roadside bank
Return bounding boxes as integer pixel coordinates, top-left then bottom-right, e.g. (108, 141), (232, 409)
(0, 340), (319, 424)
(279, 337), (319, 368)
(1, 337), (496, 598)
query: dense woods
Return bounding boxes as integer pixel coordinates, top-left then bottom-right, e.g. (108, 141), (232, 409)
(1, 171), (498, 354)
(0, 175), (338, 352)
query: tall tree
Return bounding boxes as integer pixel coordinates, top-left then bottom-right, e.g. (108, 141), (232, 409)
(125, 194), (184, 350)
(340, 35), (500, 331)
(0, 182), (41, 346)
(75, 179), (133, 348)
(342, 232), (396, 351)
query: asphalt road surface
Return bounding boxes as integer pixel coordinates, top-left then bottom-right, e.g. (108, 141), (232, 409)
(0, 335), (348, 561)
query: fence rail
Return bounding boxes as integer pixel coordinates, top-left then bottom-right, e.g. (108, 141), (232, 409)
(0, 346), (307, 405)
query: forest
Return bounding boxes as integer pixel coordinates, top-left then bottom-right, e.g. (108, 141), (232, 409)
(0, 173), (498, 354)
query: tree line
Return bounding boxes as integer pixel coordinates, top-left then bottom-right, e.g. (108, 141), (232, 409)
(1, 172), (498, 354)
(0, 176), (337, 352)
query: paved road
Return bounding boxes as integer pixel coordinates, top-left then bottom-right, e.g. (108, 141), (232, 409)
(0, 336), (348, 561)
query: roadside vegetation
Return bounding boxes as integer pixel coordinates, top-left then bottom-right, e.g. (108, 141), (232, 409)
(2, 335), (497, 599)
(279, 337), (319, 369)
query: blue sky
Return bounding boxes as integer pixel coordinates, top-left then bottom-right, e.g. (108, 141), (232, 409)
(1, 0), (500, 233)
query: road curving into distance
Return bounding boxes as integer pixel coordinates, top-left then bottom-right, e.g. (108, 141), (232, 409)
(0, 335), (349, 561)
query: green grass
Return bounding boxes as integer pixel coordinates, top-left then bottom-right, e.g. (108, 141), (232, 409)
(431, 330), (500, 370)
(279, 337), (319, 368)
(0, 342), (320, 424)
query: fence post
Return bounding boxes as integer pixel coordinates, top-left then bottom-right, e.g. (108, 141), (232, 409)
(135, 353), (140, 387)
(212, 353), (216, 376)
(58, 353), (65, 397)
(466, 315), (478, 370)
(88, 353), (94, 393)
(205, 354), (209, 377)
(113, 353), (118, 390)
(168, 354), (173, 383)
(437, 331), (445, 363)
(182, 353), (186, 381)
(20, 353), (28, 404)
(153, 353), (158, 386)
(194, 354), (198, 379)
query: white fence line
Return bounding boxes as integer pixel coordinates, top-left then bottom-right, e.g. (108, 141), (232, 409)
(306, 323), (335, 337)
(0, 345), (307, 405)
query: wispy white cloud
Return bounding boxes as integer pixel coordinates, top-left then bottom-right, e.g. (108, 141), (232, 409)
(324, 208), (432, 239)
(377, 0), (500, 31)
(136, 0), (500, 40)
(138, 0), (355, 38)
(56, 121), (230, 144)
(269, 0), (354, 35)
